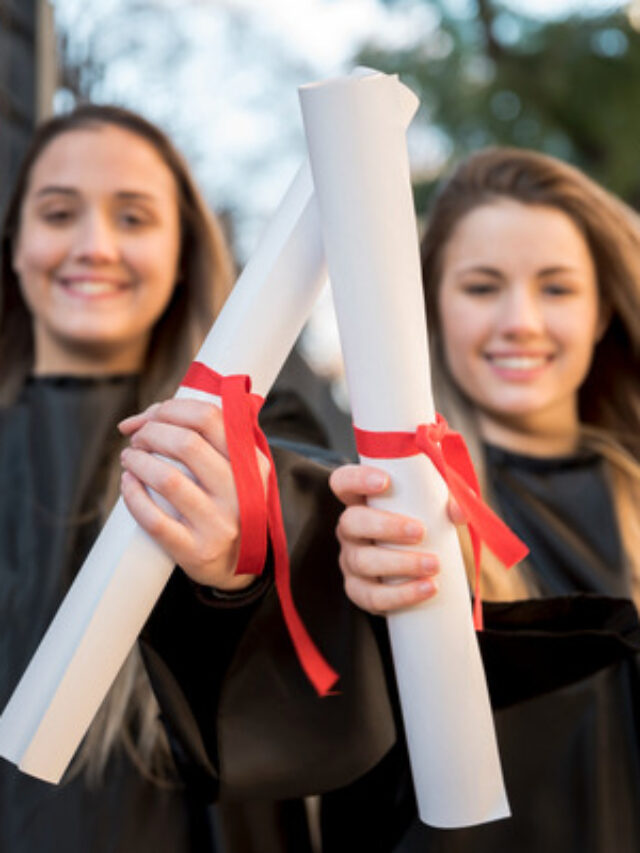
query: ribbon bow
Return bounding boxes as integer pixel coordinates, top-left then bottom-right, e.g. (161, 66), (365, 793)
(354, 414), (529, 630)
(181, 361), (338, 695)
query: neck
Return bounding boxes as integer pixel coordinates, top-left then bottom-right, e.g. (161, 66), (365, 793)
(478, 406), (581, 458)
(33, 334), (147, 378)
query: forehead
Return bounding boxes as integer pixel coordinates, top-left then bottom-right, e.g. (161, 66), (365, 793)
(27, 124), (178, 202)
(444, 200), (593, 272)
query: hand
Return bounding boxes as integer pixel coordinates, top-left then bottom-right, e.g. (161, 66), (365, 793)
(118, 399), (270, 592)
(329, 464), (464, 615)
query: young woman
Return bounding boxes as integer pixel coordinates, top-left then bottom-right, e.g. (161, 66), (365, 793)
(327, 148), (640, 852)
(0, 105), (390, 853)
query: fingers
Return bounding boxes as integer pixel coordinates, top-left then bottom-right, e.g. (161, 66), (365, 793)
(344, 573), (438, 615)
(120, 446), (236, 530)
(120, 469), (248, 588)
(121, 469), (197, 557)
(329, 464), (390, 507)
(120, 399), (270, 491)
(335, 498), (440, 615)
(118, 403), (161, 435)
(337, 504), (424, 546)
(120, 399), (229, 456)
(126, 421), (235, 499)
(340, 541), (438, 581)
(119, 398), (269, 591)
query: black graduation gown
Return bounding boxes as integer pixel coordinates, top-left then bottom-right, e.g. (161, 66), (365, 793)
(0, 376), (395, 853)
(320, 445), (640, 853)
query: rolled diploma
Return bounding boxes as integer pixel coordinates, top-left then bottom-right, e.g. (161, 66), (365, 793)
(300, 73), (509, 828)
(0, 163), (327, 784)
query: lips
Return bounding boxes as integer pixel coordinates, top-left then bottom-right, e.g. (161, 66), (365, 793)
(485, 354), (553, 370)
(57, 278), (131, 298)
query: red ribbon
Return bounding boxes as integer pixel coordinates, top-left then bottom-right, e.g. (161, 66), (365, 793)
(181, 361), (338, 696)
(353, 414), (529, 630)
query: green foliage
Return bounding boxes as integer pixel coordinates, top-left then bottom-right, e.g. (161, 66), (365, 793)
(358, 2), (640, 212)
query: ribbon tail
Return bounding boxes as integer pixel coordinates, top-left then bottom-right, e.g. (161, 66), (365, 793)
(447, 468), (529, 568)
(257, 435), (339, 697)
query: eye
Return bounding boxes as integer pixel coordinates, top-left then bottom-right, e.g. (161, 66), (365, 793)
(41, 208), (74, 224)
(542, 283), (574, 296)
(119, 211), (146, 227)
(462, 282), (499, 295)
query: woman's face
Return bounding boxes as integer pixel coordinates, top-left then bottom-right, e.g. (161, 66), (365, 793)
(12, 124), (181, 374)
(438, 199), (605, 451)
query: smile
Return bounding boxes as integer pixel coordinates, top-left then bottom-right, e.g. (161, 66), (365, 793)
(57, 278), (131, 298)
(485, 355), (552, 370)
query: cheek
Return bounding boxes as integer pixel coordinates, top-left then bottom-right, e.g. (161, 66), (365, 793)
(553, 312), (599, 375)
(14, 229), (68, 283)
(126, 236), (179, 296)
(439, 296), (490, 378)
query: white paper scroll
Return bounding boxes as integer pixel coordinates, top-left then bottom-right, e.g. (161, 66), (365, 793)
(0, 164), (327, 784)
(300, 72), (509, 828)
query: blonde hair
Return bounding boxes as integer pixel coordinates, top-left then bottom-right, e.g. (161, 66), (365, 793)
(420, 147), (640, 606)
(0, 105), (235, 784)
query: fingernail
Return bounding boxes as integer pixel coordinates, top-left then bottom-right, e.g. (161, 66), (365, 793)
(418, 578), (437, 596)
(404, 521), (423, 539)
(420, 554), (438, 573)
(366, 472), (388, 490)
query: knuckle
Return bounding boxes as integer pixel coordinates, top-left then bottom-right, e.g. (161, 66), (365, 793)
(336, 511), (350, 542)
(145, 513), (165, 538)
(343, 575), (362, 607)
(202, 403), (222, 432)
(339, 543), (356, 577)
(329, 465), (348, 496)
(342, 505), (360, 532)
(328, 468), (340, 495)
(179, 429), (200, 456)
(158, 465), (181, 493)
(350, 545), (368, 578)
(156, 400), (173, 421)
(368, 585), (387, 614)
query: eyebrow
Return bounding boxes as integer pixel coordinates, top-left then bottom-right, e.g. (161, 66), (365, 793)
(35, 186), (78, 198)
(455, 265), (503, 278)
(454, 263), (582, 278)
(537, 265), (581, 276)
(34, 186), (159, 202)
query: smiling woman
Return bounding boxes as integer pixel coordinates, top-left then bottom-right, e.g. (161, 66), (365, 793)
(12, 124), (182, 375)
(438, 199), (606, 456)
(0, 105), (356, 853)
(325, 148), (640, 853)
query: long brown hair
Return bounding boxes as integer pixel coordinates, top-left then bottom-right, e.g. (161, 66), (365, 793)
(0, 105), (235, 783)
(420, 147), (640, 604)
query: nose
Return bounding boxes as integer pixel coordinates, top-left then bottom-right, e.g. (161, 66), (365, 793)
(497, 283), (545, 339)
(71, 210), (119, 264)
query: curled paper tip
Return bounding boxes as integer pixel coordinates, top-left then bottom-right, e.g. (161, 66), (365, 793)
(351, 67), (419, 125)
(394, 80), (420, 126)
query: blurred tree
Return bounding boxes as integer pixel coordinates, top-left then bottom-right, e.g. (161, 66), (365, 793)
(357, 1), (640, 211)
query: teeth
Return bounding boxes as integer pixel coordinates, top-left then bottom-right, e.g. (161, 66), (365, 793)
(489, 356), (548, 369)
(64, 280), (121, 295)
